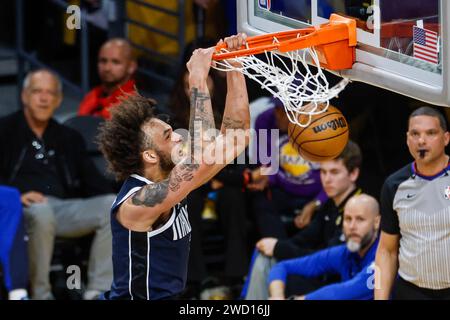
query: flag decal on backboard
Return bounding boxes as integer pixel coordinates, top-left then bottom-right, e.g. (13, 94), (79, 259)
(258, 0), (271, 11)
(413, 26), (439, 65)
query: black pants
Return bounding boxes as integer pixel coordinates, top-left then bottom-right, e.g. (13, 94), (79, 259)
(393, 277), (450, 300)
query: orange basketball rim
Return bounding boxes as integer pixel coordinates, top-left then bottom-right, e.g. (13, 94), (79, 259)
(213, 14), (357, 71)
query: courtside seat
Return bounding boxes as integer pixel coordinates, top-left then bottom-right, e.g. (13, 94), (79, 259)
(63, 115), (116, 186)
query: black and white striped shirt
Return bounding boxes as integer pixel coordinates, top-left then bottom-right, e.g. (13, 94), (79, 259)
(381, 162), (450, 290)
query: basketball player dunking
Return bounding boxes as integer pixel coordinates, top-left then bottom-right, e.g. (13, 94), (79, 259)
(97, 34), (250, 300)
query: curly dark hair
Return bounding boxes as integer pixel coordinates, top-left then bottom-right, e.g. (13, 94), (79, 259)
(97, 93), (157, 181)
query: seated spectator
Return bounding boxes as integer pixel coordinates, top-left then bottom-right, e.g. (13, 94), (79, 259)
(245, 141), (362, 299)
(0, 69), (115, 300)
(168, 39), (250, 299)
(268, 194), (380, 300)
(248, 98), (327, 239)
(0, 186), (29, 300)
(78, 38), (137, 119)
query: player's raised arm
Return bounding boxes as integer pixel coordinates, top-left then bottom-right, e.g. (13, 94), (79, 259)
(115, 39), (250, 231)
(117, 48), (215, 229)
(220, 33), (250, 134)
(199, 33), (251, 185)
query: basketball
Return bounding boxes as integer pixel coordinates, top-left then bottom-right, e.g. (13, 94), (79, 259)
(288, 105), (349, 162)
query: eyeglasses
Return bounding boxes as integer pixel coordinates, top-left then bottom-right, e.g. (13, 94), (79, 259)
(31, 140), (55, 165)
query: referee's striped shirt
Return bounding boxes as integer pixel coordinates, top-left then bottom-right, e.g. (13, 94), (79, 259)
(380, 162), (450, 290)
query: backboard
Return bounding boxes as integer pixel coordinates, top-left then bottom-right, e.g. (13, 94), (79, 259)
(237, 0), (450, 107)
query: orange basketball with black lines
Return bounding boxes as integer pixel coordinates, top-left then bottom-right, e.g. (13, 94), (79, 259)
(288, 105), (349, 162)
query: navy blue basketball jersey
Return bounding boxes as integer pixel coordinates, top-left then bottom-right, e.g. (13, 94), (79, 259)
(103, 174), (191, 300)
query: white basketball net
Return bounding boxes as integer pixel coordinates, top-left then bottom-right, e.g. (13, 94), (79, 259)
(213, 45), (349, 127)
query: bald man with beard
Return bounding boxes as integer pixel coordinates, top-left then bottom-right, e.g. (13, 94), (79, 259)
(268, 194), (380, 300)
(79, 38), (138, 119)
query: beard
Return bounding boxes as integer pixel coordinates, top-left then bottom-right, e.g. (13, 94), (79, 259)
(346, 229), (376, 253)
(101, 74), (129, 90)
(156, 148), (176, 174)
(346, 239), (361, 253)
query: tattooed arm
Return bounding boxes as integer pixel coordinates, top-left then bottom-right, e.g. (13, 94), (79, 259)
(190, 34), (251, 188)
(197, 73), (250, 185)
(187, 77), (216, 165)
(220, 33), (250, 134)
(198, 34), (250, 185)
(219, 71), (249, 133)
(117, 48), (216, 231)
(116, 161), (200, 231)
(220, 73), (249, 133)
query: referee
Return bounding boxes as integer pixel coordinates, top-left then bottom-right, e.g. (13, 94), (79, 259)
(375, 107), (450, 300)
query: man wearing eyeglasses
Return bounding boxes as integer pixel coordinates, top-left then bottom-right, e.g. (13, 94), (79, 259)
(0, 69), (115, 300)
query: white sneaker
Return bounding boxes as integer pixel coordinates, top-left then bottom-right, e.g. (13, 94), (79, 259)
(9, 289), (29, 300)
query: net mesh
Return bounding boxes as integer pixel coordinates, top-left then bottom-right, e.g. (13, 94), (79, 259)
(213, 42), (349, 127)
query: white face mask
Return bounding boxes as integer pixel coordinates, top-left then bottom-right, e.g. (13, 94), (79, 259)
(346, 239), (361, 252)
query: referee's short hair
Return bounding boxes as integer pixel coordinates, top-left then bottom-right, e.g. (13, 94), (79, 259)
(409, 106), (448, 132)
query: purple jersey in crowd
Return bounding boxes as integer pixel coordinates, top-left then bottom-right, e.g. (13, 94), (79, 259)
(254, 107), (327, 203)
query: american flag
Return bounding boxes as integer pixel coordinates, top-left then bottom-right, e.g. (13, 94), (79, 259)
(259, 0), (271, 10)
(413, 26), (439, 65)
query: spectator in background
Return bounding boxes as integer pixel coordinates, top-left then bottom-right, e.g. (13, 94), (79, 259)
(0, 186), (29, 300)
(268, 194), (380, 300)
(376, 107), (450, 300)
(249, 98), (327, 240)
(78, 38), (137, 119)
(0, 69), (115, 300)
(168, 39), (250, 299)
(245, 141), (362, 299)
